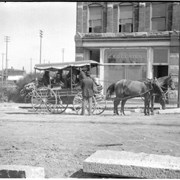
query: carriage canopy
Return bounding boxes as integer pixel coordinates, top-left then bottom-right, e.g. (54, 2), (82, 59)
(34, 60), (100, 71)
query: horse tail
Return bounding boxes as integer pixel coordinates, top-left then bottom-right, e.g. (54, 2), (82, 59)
(106, 83), (115, 99)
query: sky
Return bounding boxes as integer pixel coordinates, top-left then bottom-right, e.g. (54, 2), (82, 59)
(0, 2), (76, 73)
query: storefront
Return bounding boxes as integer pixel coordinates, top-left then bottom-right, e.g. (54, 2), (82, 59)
(75, 2), (180, 104)
(104, 48), (148, 86)
(75, 32), (174, 91)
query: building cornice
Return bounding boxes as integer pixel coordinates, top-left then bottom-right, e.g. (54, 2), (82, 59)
(75, 31), (177, 41)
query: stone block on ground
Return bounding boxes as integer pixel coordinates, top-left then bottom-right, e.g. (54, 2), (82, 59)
(83, 150), (180, 179)
(158, 108), (180, 114)
(0, 165), (45, 178)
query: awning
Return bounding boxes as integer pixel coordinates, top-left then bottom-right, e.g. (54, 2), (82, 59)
(34, 60), (100, 71)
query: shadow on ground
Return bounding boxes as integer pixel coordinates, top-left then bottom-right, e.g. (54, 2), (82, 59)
(70, 169), (140, 178)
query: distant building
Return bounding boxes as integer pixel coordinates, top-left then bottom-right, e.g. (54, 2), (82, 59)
(0, 67), (26, 88)
(75, 2), (180, 94)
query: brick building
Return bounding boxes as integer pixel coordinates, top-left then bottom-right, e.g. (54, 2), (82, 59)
(75, 2), (180, 100)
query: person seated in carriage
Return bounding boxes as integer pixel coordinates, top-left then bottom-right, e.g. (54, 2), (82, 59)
(41, 70), (50, 87)
(52, 70), (65, 88)
(66, 68), (80, 88)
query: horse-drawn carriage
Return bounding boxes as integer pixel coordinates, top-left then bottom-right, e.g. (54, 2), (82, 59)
(21, 60), (106, 114)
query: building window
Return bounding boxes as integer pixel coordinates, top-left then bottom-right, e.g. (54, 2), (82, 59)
(153, 48), (168, 64)
(119, 3), (133, 33)
(152, 3), (166, 31)
(88, 5), (103, 33)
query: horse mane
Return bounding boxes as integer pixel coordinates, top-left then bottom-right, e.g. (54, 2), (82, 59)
(158, 74), (172, 82)
(157, 75), (172, 90)
(153, 78), (165, 98)
(107, 83), (115, 96)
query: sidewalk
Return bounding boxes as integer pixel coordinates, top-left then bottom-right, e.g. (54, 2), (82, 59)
(105, 98), (177, 110)
(0, 98), (178, 111)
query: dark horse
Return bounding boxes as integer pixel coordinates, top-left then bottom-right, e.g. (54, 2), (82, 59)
(106, 79), (166, 116)
(150, 74), (176, 111)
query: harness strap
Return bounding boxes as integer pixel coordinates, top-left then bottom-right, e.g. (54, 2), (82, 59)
(114, 88), (152, 101)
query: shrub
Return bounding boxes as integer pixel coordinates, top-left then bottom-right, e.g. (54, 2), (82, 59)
(7, 72), (42, 103)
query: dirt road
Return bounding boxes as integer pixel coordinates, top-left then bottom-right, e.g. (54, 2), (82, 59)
(0, 103), (180, 178)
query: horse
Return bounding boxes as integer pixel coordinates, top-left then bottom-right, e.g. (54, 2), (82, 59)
(150, 74), (176, 112)
(106, 79), (166, 116)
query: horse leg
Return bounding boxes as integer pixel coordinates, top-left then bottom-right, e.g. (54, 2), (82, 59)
(147, 93), (152, 116)
(114, 98), (120, 115)
(151, 94), (155, 115)
(144, 99), (147, 116)
(144, 95), (150, 116)
(121, 99), (127, 115)
(147, 97), (150, 115)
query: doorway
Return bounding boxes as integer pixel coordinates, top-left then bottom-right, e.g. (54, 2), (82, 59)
(153, 65), (168, 78)
(153, 65), (169, 103)
(90, 49), (100, 63)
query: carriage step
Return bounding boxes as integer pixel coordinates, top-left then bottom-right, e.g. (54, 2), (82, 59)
(83, 150), (180, 179)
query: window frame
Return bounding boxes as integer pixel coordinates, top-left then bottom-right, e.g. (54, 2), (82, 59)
(151, 2), (167, 31)
(88, 3), (103, 33)
(153, 47), (169, 65)
(118, 3), (134, 33)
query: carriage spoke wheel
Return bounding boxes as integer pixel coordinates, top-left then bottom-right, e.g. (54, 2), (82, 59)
(54, 95), (68, 114)
(92, 93), (106, 115)
(31, 87), (57, 114)
(73, 92), (82, 115)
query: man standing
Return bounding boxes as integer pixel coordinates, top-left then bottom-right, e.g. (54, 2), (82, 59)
(81, 71), (95, 115)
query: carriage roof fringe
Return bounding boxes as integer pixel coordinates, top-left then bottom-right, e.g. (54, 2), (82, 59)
(34, 60), (101, 71)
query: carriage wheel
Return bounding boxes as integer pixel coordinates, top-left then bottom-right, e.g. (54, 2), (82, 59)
(54, 95), (68, 114)
(73, 92), (82, 114)
(24, 93), (31, 103)
(92, 93), (106, 115)
(31, 87), (57, 113)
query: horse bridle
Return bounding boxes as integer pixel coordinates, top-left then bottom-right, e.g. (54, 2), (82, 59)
(159, 77), (174, 98)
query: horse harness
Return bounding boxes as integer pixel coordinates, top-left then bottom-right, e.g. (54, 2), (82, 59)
(116, 79), (165, 101)
(114, 80), (153, 101)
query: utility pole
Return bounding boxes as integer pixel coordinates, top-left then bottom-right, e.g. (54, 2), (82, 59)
(4, 36), (10, 88)
(62, 48), (64, 62)
(30, 58), (32, 73)
(178, 29), (180, 107)
(39, 30), (43, 64)
(1, 53), (5, 88)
